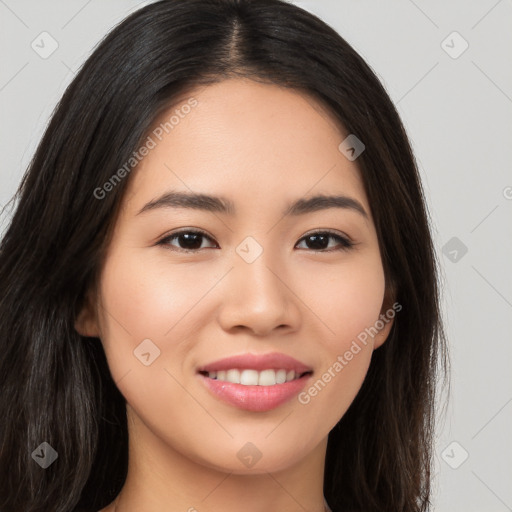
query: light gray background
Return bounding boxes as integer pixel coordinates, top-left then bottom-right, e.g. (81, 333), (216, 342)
(1, 1), (511, 510)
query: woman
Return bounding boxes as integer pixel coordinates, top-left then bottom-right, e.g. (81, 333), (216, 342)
(0, 1), (447, 511)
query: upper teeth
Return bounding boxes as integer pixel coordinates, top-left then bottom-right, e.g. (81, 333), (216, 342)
(207, 369), (299, 386)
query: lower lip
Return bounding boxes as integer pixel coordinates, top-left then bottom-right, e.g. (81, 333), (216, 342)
(198, 373), (312, 412)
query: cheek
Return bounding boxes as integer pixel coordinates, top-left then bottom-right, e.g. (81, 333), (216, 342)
(97, 248), (211, 339)
(95, 249), (217, 435)
(95, 247), (226, 379)
(292, 253), (385, 427)
(301, 251), (386, 346)
(297, 342), (374, 437)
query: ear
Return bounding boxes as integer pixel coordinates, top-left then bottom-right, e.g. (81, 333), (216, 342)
(374, 279), (398, 349)
(75, 288), (101, 338)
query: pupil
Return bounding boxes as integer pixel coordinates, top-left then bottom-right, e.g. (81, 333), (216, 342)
(307, 234), (327, 250)
(180, 233), (202, 249)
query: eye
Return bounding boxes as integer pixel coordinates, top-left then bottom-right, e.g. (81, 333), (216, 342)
(157, 229), (218, 252)
(157, 229), (355, 253)
(295, 230), (354, 252)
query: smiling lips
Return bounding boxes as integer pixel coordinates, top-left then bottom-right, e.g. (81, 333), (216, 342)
(197, 352), (313, 412)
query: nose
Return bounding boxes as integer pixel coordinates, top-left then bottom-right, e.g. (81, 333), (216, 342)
(216, 252), (302, 337)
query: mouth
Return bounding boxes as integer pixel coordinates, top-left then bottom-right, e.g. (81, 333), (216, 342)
(196, 352), (313, 412)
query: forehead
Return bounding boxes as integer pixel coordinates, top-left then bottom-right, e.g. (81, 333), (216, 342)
(124, 78), (368, 218)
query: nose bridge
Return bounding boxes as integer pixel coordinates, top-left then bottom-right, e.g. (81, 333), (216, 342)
(217, 237), (299, 334)
(235, 237), (286, 306)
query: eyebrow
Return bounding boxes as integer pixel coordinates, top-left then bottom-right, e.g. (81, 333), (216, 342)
(137, 191), (368, 219)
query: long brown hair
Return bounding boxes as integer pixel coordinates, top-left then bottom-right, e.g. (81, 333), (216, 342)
(0, 1), (447, 511)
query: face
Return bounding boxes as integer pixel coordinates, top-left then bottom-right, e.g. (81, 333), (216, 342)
(76, 77), (394, 474)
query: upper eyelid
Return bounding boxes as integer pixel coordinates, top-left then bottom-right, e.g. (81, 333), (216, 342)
(160, 227), (351, 239)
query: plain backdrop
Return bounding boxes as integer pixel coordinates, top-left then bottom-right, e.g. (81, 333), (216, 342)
(1, 1), (511, 510)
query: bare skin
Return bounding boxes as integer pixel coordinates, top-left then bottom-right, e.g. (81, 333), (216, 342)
(77, 77), (394, 512)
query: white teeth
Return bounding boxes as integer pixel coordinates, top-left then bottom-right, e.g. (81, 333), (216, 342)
(206, 368), (304, 386)
(258, 369), (276, 386)
(276, 369), (287, 384)
(240, 369), (259, 385)
(226, 369), (240, 384)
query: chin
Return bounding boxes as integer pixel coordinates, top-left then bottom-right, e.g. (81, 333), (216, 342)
(192, 438), (314, 475)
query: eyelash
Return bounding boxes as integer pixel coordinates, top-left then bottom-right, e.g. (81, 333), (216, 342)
(157, 229), (355, 253)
